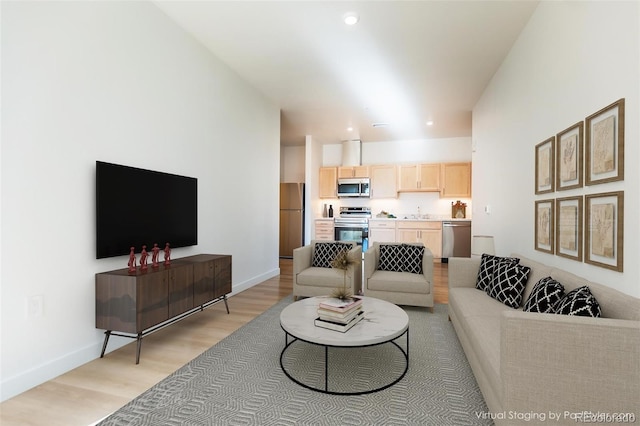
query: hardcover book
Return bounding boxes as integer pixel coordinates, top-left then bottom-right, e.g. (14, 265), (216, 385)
(314, 310), (364, 332)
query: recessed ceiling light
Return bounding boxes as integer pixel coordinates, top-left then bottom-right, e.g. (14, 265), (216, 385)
(346, 127), (353, 132)
(426, 120), (434, 126)
(343, 12), (359, 25)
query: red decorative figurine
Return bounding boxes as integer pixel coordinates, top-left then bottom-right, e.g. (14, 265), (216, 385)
(151, 243), (160, 268)
(140, 245), (148, 271)
(128, 247), (137, 273)
(164, 242), (171, 266)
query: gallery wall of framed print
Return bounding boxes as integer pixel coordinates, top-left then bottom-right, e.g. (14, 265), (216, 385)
(556, 122), (583, 191)
(535, 137), (555, 194)
(535, 199), (554, 254)
(585, 191), (623, 272)
(585, 98), (625, 186)
(555, 196), (583, 261)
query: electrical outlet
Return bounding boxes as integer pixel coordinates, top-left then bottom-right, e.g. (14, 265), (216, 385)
(26, 295), (44, 318)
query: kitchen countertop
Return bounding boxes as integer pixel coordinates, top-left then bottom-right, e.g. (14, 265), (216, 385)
(315, 217), (471, 221)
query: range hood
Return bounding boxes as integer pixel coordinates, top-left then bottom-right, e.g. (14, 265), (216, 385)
(341, 140), (362, 166)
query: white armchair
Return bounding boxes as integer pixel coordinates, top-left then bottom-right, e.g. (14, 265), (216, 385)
(364, 242), (434, 310)
(293, 240), (362, 300)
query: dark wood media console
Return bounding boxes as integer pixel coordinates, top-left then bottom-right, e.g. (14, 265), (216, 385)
(95, 254), (232, 363)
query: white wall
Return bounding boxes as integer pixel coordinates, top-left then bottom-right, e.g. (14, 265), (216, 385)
(280, 145), (305, 183)
(1, 1), (280, 400)
(473, 1), (639, 297)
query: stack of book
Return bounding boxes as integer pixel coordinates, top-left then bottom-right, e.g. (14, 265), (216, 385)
(314, 296), (364, 332)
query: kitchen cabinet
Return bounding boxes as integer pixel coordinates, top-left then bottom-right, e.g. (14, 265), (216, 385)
(319, 167), (337, 198)
(314, 219), (334, 240)
(369, 219), (396, 244)
(338, 166), (369, 178)
(441, 162), (471, 198)
(396, 221), (442, 259)
(370, 165), (397, 199)
(398, 163), (440, 192)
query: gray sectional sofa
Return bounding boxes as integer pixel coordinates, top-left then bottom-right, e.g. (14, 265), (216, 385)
(448, 254), (640, 425)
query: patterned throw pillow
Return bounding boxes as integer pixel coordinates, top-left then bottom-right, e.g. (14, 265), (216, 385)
(312, 242), (352, 268)
(487, 260), (531, 308)
(475, 254), (520, 292)
(523, 277), (565, 313)
(553, 286), (601, 317)
(403, 244), (425, 274)
(378, 244), (404, 272)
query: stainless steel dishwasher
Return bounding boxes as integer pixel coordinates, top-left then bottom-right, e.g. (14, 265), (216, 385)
(442, 221), (471, 262)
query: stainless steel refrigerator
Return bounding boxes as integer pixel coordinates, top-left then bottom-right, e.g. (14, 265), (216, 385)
(279, 183), (305, 258)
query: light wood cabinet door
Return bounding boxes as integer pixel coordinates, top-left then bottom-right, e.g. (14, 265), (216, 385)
(420, 230), (442, 258)
(370, 165), (397, 198)
(314, 219), (335, 240)
(419, 164), (441, 191)
(398, 165), (419, 191)
(441, 162), (471, 198)
(398, 164), (440, 192)
(396, 221), (442, 258)
(319, 167), (337, 198)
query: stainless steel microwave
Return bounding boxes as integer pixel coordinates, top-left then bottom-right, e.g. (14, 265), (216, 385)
(337, 178), (370, 198)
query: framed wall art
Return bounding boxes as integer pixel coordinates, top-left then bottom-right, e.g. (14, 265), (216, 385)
(585, 98), (625, 185)
(535, 199), (554, 254)
(555, 196), (583, 261)
(535, 137), (555, 194)
(556, 122), (583, 191)
(585, 191), (623, 272)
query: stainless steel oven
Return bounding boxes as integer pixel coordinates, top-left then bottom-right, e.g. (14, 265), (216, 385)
(334, 207), (370, 252)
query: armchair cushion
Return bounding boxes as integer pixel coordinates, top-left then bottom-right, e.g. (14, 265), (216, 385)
(378, 244), (404, 272)
(311, 242), (353, 268)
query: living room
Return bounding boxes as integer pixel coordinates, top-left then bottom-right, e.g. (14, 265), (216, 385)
(1, 0), (638, 423)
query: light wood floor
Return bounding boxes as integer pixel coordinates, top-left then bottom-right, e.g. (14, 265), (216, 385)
(0, 259), (448, 426)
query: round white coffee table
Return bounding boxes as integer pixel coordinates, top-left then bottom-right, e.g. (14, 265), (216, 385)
(279, 296), (409, 395)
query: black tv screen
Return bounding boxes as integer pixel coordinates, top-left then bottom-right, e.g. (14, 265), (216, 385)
(96, 161), (198, 259)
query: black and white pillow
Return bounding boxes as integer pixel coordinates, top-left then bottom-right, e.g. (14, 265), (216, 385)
(487, 260), (531, 308)
(378, 244), (404, 272)
(312, 242), (352, 268)
(523, 277), (565, 313)
(403, 244), (425, 274)
(475, 254), (520, 292)
(553, 286), (601, 317)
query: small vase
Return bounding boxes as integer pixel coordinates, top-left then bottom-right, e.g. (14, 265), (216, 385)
(328, 205), (333, 218)
(323, 204), (328, 218)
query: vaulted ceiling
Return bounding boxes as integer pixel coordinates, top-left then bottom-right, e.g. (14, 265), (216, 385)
(155, 1), (539, 145)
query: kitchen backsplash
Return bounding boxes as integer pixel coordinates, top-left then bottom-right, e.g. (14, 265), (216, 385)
(317, 192), (472, 219)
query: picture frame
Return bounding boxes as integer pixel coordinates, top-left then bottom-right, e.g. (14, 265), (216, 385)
(535, 137), (555, 194)
(535, 199), (554, 254)
(556, 122), (583, 191)
(555, 196), (583, 261)
(585, 98), (625, 186)
(585, 191), (623, 272)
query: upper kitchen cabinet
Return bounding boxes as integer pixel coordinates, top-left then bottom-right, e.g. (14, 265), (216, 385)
(319, 167), (337, 198)
(370, 165), (397, 199)
(398, 163), (440, 192)
(338, 166), (369, 178)
(441, 162), (471, 198)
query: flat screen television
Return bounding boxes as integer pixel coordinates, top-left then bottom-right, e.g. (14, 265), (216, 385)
(96, 161), (198, 259)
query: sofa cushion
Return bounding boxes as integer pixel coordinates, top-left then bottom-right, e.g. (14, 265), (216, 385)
(523, 277), (565, 313)
(378, 243), (424, 274)
(553, 285), (601, 317)
(403, 244), (425, 274)
(488, 260), (531, 308)
(312, 242), (352, 268)
(378, 244), (404, 272)
(368, 270), (429, 294)
(476, 254), (519, 292)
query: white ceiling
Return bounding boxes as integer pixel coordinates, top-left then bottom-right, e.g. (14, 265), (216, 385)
(155, 1), (539, 146)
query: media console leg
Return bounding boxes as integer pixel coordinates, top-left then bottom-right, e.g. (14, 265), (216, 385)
(135, 333), (143, 364)
(100, 331), (111, 358)
(223, 295), (229, 314)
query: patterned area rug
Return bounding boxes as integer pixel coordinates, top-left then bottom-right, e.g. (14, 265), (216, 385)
(98, 297), (492, 426)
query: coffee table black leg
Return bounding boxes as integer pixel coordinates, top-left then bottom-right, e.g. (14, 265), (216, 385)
(325, 346), (329, 392)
